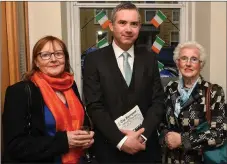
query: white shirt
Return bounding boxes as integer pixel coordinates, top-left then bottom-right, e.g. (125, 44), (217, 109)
(112, 40), (134, 78)
(112, 41), (137, 150)
(112, 41), (147, 150)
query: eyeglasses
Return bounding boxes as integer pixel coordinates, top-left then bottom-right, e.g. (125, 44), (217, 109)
(38, 50), (64, 60)
(178, 56), (201, 64)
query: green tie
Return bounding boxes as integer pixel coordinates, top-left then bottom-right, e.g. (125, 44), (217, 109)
(122, 52), (132, 86)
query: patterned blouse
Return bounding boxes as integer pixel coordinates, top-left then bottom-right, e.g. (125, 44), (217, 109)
(159, 77), (226, 164)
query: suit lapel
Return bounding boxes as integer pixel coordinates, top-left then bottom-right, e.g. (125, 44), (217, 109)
(103, 45), (145, 105)
(133, 47), (144, 97)
(104, 45), (129, 91)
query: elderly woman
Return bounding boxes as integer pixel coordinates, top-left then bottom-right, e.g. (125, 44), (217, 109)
(3, 36), (94, 163)
(159, 41), (226, 164)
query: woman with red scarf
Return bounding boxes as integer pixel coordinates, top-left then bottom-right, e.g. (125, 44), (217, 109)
(2, 36), (94, 163)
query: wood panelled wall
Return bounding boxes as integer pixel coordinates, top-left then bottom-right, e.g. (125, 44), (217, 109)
(1, 2), (30, 112)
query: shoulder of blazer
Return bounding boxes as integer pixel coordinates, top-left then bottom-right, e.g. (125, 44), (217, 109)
(87, 44), (113, 58)
(136, 46), (155, 55)
(4, 80), (43, 118)
(135, 46), (156, 63)
(84, 45), (114, 69)
(72, 81), (83, 105)
(9, 80), (82, 99)
(7, 80), (40, 96)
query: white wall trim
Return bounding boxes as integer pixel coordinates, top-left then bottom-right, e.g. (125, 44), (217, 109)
(66, 2), (82, 96)
(73, 3), (184, 8)
(180, 2), (188, 42)
(191, 2), (196, 41)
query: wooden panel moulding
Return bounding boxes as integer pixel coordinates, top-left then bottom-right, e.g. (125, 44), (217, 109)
(5, 2), (20, 84)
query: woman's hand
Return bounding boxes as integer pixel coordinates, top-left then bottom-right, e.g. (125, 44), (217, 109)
(165, 132), (182, 149)
(67, 130), (94, 149)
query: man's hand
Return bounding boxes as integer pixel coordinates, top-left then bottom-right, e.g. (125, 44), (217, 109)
(165, 132), (181, 149)
(120, 128), (146, 154)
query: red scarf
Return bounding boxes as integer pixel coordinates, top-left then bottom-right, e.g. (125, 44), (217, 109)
(31, 72), (84, 163)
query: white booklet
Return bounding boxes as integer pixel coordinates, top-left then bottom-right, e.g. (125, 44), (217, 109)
(114, 105), (144, 131)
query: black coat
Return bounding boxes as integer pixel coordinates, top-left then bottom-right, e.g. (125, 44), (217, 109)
(2, 80), (88, 163)
(83, 44), (165, 163)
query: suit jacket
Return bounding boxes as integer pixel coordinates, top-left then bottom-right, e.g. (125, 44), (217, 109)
(83, 44), (165, 163)
(2, 80), (88, 163)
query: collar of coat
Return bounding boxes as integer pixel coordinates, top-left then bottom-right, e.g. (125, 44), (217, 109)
(165, 76), (211, 111)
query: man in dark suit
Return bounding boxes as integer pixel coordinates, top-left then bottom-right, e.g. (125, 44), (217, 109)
(83, 2), (165, 163)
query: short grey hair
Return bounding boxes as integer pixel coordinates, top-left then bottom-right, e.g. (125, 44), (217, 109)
(111, 2), (141, 23)
(173, 41), (206, 68)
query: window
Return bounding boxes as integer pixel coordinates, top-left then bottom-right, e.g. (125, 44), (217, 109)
(172, 9), (180, 23)
(144, 10), (156, 24)
(170, 31), (179, 47)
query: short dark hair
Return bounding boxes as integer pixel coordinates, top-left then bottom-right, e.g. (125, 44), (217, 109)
(111, 2), (140, 23)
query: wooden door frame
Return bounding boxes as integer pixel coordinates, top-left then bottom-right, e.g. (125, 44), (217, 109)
(24, 2), (30, 71)
(1, 2), (30, 112)
(1, 2), (10, 112)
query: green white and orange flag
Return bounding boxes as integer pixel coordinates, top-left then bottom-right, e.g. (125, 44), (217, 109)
(152, 36), (165, 54)
(158, 61), (164, 71)
(95, 10), (110, 29)
(150, 10), (167, 28)
(97, 37), (109, 48)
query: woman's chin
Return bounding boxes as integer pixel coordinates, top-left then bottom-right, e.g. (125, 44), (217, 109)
(182, 74), (199, 80)
(46, 72), (63, 78)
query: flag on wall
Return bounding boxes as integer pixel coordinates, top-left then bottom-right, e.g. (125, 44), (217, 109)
(96, 10), (110, 29)
(152, 36), (165, 54)
(97, 37), (109, 48)
(158, 61), (164, 71)
(150, 10), (167, 28)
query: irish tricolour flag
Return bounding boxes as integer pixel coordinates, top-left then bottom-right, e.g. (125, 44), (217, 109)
(97, 38), (109, 48)
(158, 61), (164, 71)
(95, 10), (110, 29)
(150, 10), (167, 28)
(152, 36), (165, 54)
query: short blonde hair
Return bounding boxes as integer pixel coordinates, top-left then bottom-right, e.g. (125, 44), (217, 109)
(173, 41), (206, 68)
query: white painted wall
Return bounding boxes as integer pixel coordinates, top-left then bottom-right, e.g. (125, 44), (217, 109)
(28, 2), (62, 56)
(210, 2), (226, 96)
(194, 2), (211, 80)
(194, 2), (226, 97)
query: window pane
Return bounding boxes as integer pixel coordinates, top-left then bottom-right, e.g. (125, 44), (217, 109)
(144, 10), (156, 23)
(172, 9), (180, 22)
